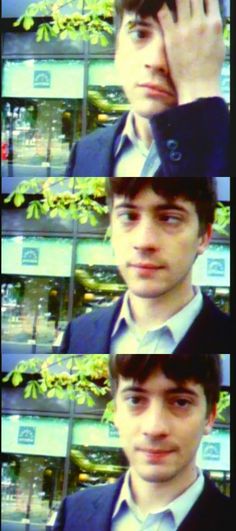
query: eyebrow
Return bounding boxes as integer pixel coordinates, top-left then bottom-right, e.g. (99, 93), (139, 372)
(121, 385), (199, 398)
(125, 18), (152, 30)
(114, 201), (189, 214)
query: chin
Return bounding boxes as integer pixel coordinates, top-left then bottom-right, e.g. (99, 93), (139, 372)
(133, 100), (175, 118)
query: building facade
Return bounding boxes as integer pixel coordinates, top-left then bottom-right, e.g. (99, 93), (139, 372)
(2, 0), (230, 177)
(2, 177), (230, 355)
(1, 353), (230, 531)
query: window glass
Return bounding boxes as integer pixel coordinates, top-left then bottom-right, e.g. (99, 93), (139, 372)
(2, 236), (73, 352)
(73, 238), (126, 317)
(2, 415), (68, 527)
(87, 59), (129, 133)
(2, 59), (84, 176)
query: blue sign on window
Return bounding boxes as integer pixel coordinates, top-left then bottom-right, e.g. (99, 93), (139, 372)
(207, 258), (225, 277)
(202, 442), (221, 461)
(18, 426), (36, 445)
(22, 248), (39, 265)
(34, 70), (51, 88)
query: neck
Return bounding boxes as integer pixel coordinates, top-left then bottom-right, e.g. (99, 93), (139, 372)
(130, 464), (198, 515)
(133, 113), (153, 148)
(129, 283), (195, 332)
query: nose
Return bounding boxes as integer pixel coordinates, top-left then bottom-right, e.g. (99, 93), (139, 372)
(143, 33), (168, 75)
(133, 218), (160, 254)
(142, 402), (170, 439)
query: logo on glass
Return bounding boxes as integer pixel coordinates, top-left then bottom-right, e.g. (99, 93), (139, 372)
(22, 248), (39, 266)
(34, 71), (51, 88)
(18, 426), (36, 445)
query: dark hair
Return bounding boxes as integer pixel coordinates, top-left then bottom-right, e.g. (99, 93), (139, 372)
(106, 177), (217, 233)
(114, 0), (227, 26)
(109, 354), (222, 413)
(115, 0), (176, 19)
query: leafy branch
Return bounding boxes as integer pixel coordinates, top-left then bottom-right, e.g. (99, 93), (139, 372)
(4, 177), (230, 236)
(2, 353), (230, 424)
(13, 0), (115, 47)
(2, 354), (111, 409)
(4, 177), (108, 226)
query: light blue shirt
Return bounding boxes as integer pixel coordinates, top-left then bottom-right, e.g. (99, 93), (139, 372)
(113, 112), (161, 177)
(110, 288), (203, 354)
(112, 469), (205, 531)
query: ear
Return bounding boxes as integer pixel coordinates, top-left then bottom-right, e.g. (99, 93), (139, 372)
(197, 224), (213, 256)
(204, 403), (217, 435)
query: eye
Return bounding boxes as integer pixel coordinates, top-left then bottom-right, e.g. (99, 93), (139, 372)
(125, 396), (144, 407)
(173, 399), (192, 408)
(118, 211), (138, 223)
(159, 214), (182, 225)
(129, 29), (149, 42)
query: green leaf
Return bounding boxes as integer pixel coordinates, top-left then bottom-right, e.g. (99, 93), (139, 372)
(23, 16), (34, 31)
(14, 193), (25, 207)
(2, 371), (13, 383)
(12, 372), (23, 387)
(47, 388), (56, 398)
(24, 383), (34, 399)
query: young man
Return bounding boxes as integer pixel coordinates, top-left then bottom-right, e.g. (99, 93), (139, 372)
(53, 354), (230, 531)
(66, 0), (229, 177)
(60, 177), (230, 354)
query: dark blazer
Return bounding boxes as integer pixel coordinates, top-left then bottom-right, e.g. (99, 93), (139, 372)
(53, 475), (230, 531)
(65, 97), (229, 177)
(60, 294), (230, 354)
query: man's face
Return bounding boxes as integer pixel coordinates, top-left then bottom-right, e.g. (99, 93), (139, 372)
(114, 366), (216, 485)
(115, 11), (178, 118)
(111, 186), (211, 300)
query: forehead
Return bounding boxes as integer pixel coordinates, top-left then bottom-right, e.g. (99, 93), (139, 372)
(120, 11), (160, 30)
(112, 186), (197, 212)
(116, 367), (204, 398)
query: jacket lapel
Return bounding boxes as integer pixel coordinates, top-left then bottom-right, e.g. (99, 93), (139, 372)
(81, 476), (124, 531)
(78, 297), (124, 354)
(77, 114), (128, 177)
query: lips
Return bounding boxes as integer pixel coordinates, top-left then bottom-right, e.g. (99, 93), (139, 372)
(138, 83), (174, 98)
(129, 263), (165, 270)
(137, 447), (175, 454)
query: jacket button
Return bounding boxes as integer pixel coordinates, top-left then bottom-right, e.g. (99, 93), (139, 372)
(169, 151), (182, 162)
(166, 139), (178, 150)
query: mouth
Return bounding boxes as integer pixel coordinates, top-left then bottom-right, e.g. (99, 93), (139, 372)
(137, 83), (174, 99)
(137, 447), (176, 460)
(129, 263), (165, 271)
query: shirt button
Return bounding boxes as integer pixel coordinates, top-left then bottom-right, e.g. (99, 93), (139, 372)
(169, 151), (182, 162)
(166, 139), (178, 150)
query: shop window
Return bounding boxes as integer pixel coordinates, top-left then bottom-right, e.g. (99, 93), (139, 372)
(2, 59), (84, 176)
(2, 235), (73, 353)
(69, 418), (128, 493)
(73, 237), (126, 318)
(87, 59), (129, 133)
(2, 415), (69, 528)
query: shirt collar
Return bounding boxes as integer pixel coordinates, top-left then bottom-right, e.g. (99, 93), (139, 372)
(114, 111), (151, 158)
(113, 469), (205, 527)
(112, 288), (203, 344)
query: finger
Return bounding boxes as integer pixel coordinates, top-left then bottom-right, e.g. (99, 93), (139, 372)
(204, 0), (221, 17)
(190, 0), (205, 17)
(175, 0), (191, 21)
(157, 3), (175, 31)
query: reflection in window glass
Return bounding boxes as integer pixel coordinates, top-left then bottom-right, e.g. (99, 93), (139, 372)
(2, 235), (73, 352)
(74, 237), (126, 317)
(69, 418), (128, 493)
(2, 415), (68, 527)
(87, 59), (129, 133)
(2, 59), (84, 176)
